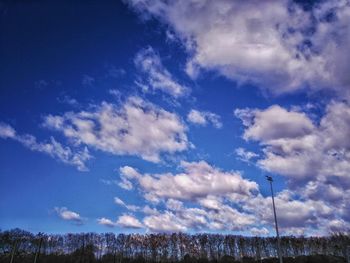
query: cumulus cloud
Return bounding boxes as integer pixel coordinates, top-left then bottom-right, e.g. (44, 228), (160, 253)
(134, 47), (189, 98)
(118, 160), (258, 202)
(235, 102), (350, 232)
(144, 211), (188, 232)
(117, 214), (143, 228)
(143, 200), (255, 233)
(43, 96), (190, 163)
(0, 122), (91, 171)
(187, 109), (222, 128)
(244, 191), (333, 230)
(234, 105), (315, 142)
(112, 157), (348, 233)
(126, 0), (350, 97)
(114, 161), (263, 233)
(54, 207), (84, 224)
(236, 102), (350, 182)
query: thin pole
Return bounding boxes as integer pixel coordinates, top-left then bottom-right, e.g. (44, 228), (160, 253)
(266, 176), (283, 263)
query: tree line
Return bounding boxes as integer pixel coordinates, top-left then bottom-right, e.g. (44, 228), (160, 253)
(0, 229), (349, 263)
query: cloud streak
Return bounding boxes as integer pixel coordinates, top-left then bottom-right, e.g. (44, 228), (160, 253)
(0, 123), (91, 171)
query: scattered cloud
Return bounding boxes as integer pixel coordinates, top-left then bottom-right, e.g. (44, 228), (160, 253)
(43, 96), (190, 163)
(54, 207), (84, 224)
(144, 211), (188, 232)
(0, 122), (91, 171)
(187, 109), (222, 128)
(99, 179), (119, 186)
(114, 197), (140, 212)
(133, 198), (256, 232)
(117, 214), (143, 228)
(98, 214), (143, 229)
(57, 95), (79, 106)
(112, 155), (350, 233)
(235, 147), (259, 163)
(106, 65), (126, 78)
(134, 46), (189, 98)
(97, 217), (118, 227)
(108, 89), (122, 101)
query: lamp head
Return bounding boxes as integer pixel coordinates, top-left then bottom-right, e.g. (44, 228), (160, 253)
(266, 175), (273, 182)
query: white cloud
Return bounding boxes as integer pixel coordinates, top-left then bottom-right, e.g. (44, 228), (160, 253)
(144, 211), (187, 232)
(126, 0), (350, 97)
(114, 197), (139, 212)
(57, 95), (79, 106)
(250, 227), (269, 236)
(187, 110), (222, 128)
(116, 214), (143, 228)
(114, 161), (263, 232)
(235, 105), (314, 142)
(327, 219), (350, 233)
(44, 96), (190, 163)
(54, 207), (84, 224)
(134, 46), (189, 98)
(197, 195), (222, 210)
(0, 123), (91, 171)
(118, 161), (258, 202)
(118, 165), (142, 190)
(244, 191), (333, 230)
(236, 102), (350, 182)
(165, 199), (183, 211)
(235, 102), (350, 232)
(114, 157), (347, 233)
(118, 178), (134, 190)
(142, 199), (256, 232)
(0, 123), (16, 139)
(114, 197), (126, 206)
(97, 217), (117, 228)
(235, 147), (258, 163)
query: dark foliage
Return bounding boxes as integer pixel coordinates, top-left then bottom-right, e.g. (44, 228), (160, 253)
(0, 229), (349, 263)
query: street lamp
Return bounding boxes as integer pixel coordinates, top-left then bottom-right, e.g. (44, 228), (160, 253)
(266, 176), (283, 263)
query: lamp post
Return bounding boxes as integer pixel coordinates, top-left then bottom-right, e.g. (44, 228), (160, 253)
(266, 176), (283, 263)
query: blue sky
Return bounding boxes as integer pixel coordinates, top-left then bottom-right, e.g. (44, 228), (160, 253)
(1, 0), (350, 236)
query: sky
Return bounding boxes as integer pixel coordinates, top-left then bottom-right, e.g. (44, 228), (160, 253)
(0, 0), (350, 236)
